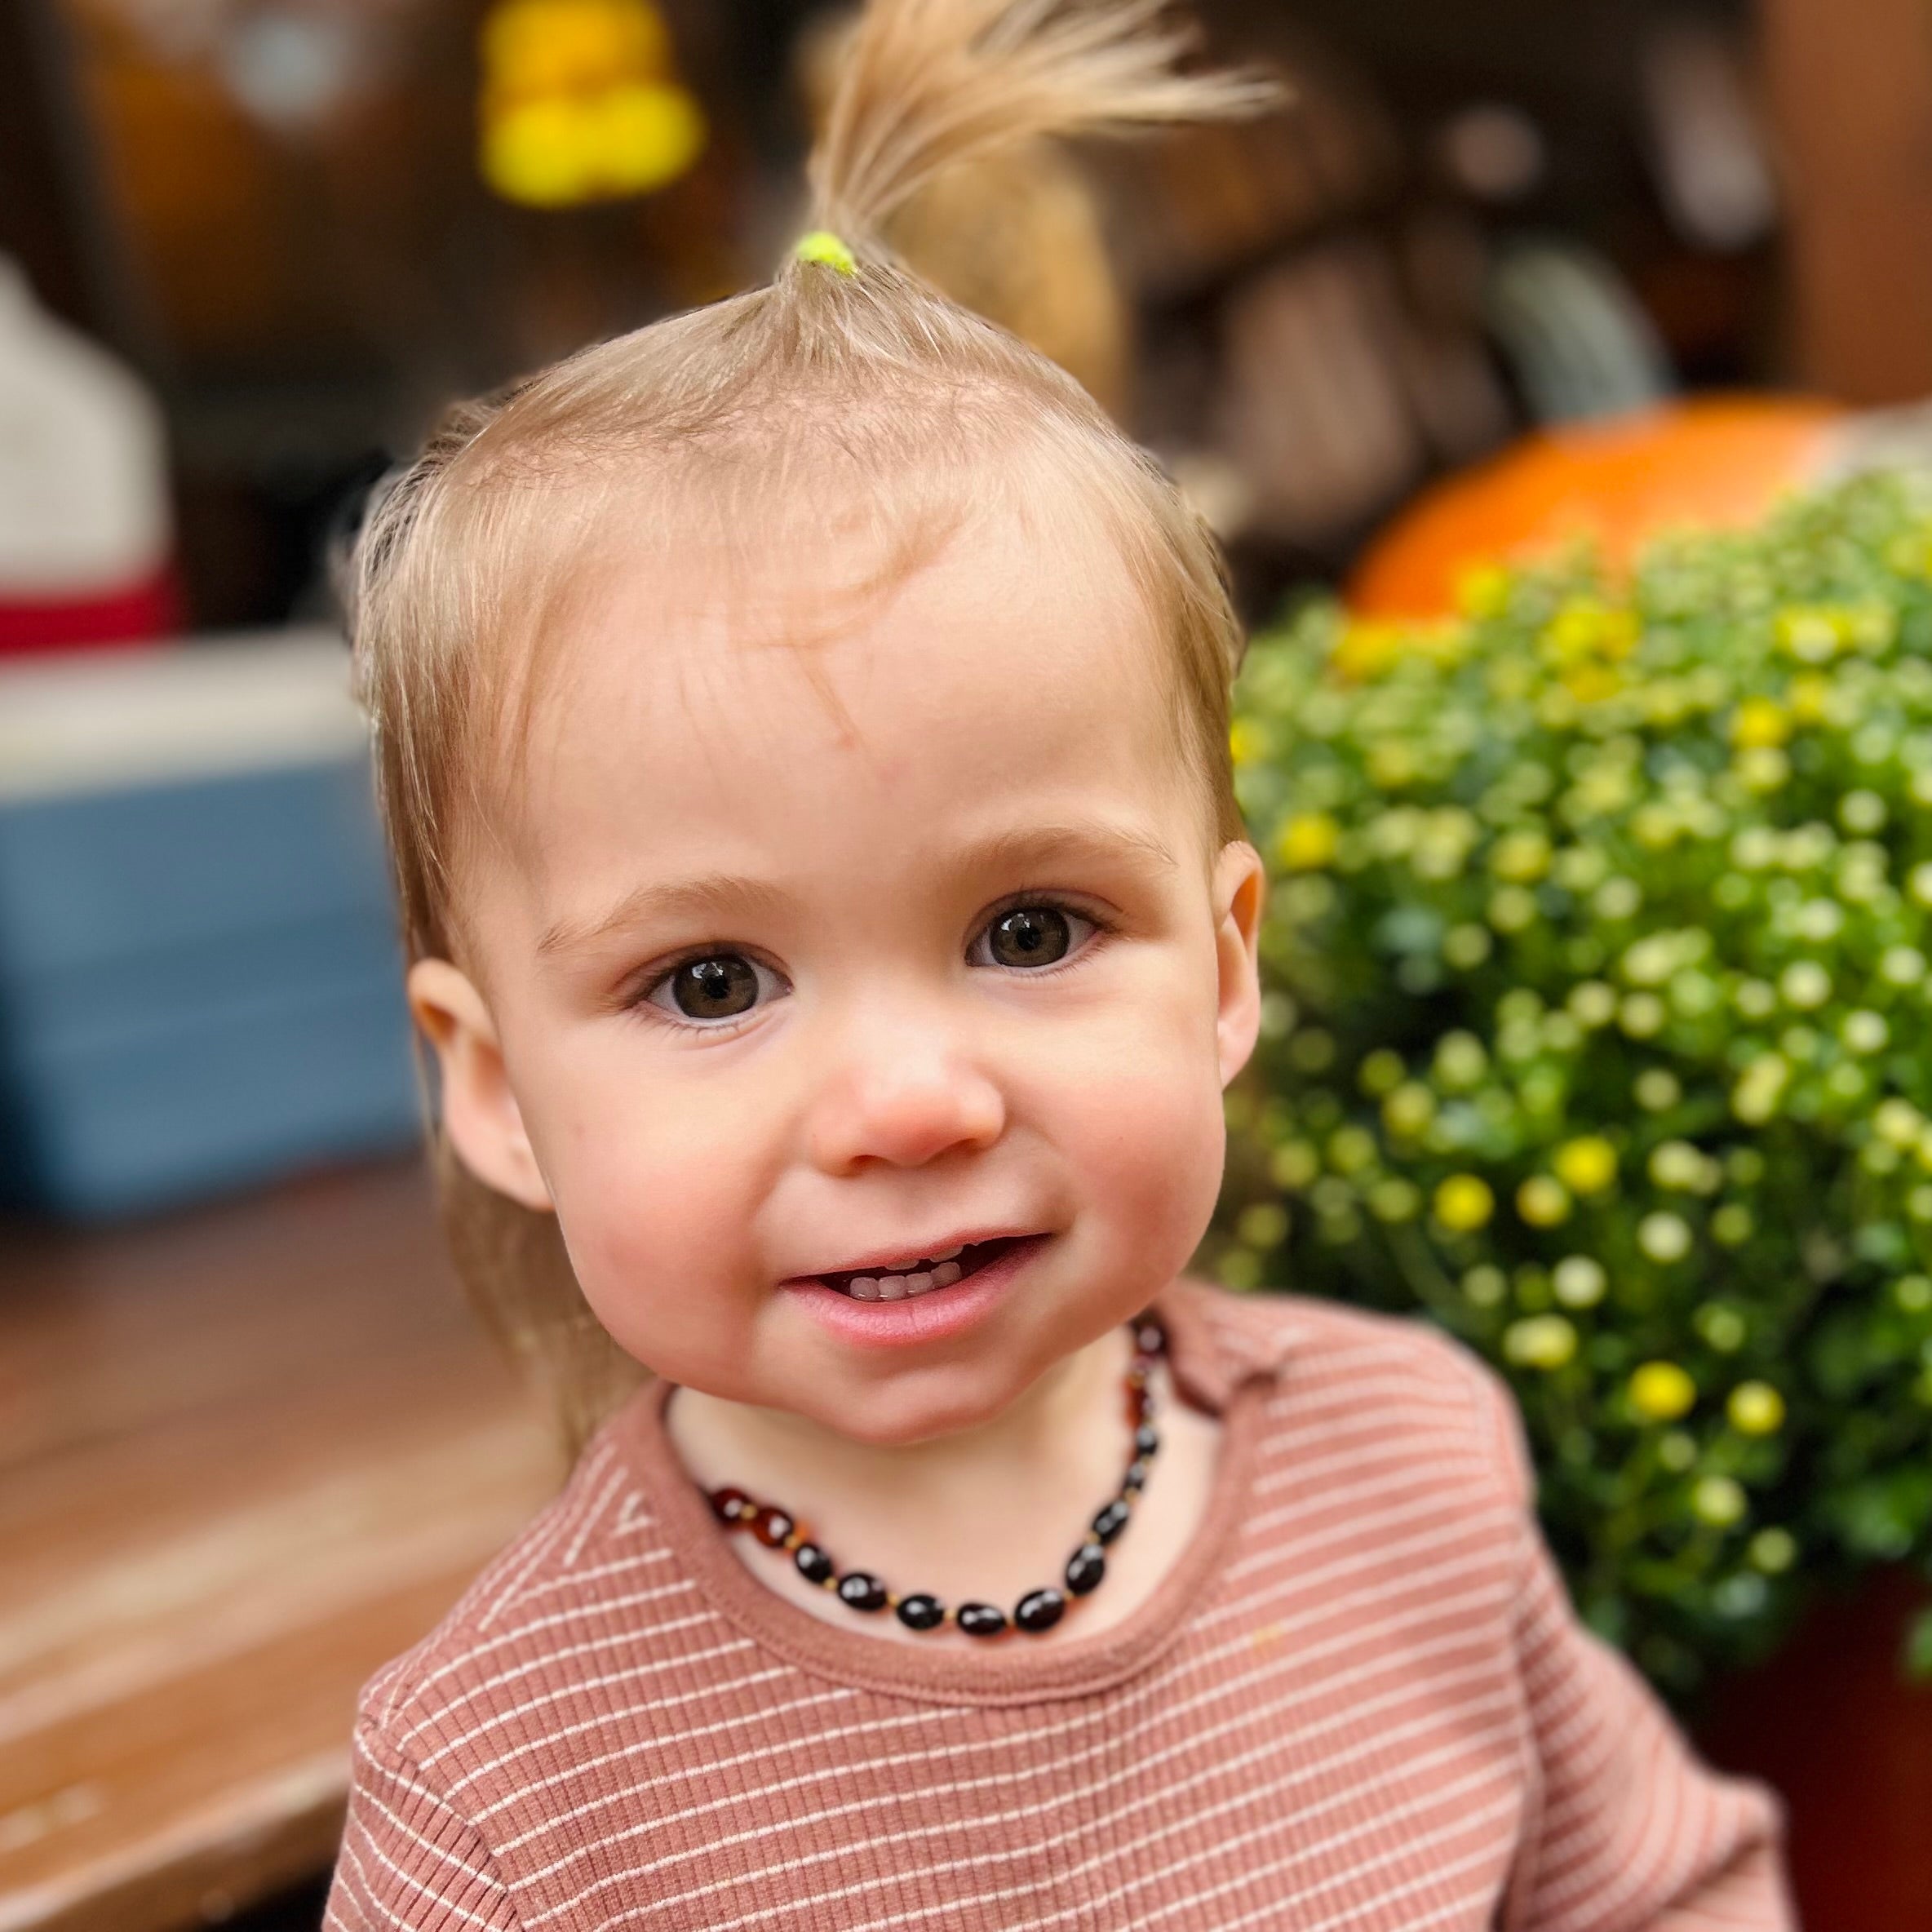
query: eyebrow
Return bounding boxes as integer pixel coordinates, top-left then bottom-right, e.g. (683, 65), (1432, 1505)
(534, 818), (1181, 959)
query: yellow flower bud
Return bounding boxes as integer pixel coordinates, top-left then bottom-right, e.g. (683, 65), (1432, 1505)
(1229, 720), (1270, 768)
(1735, 747), (1791, 792)
(1278, 812), (1340, 871)
(1382, 1083), (1436, 1139)
(1368, 1178), (1421, 1223)
(1730, 698), (1791, 749)
(1331, 623), (1403, 682)
(1629, 1359), (1697, 1422)
(1456, 562), (1512, 620)
(1553, 1136), (1618, 1196)
(1692, 1475), (1748, 1528)
(1788, 672), (1833, 723)
(1504, 1314), (1578, 1371)
(1517, 1176), (1572, 1227)
(1490, 829), (1553, 883)
(1726, 1381), (1786, 1435)
(1433, 1174), (1496, 1233)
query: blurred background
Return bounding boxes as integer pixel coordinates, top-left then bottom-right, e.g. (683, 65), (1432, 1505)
(12, 0), (1927, 638)
(3, 0), (1930, 1927)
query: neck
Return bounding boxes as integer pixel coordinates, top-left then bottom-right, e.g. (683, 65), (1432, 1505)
(667, 1325), (1137, 1596)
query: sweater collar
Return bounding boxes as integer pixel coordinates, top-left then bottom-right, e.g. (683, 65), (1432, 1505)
(1157, 1276), (1299, 1415)
(602, 1278), (1295, 1706)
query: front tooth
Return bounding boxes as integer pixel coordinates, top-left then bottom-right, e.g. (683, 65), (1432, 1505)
(928, 1244), (964, 1264)
(876, 1276), (909, 1301)
(849, 1277), (881, 1300)
(930, 1261), (963, 1287)
(902, 1271), (936, 1296)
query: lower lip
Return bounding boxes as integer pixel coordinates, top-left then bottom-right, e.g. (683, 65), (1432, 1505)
(779, 1237), (1049, 1351)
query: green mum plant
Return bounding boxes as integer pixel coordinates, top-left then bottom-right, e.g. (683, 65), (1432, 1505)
(1220, 472), (1932, 1699)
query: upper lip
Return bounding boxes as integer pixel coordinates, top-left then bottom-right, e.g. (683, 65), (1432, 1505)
(787, 1229), (1040, 1280)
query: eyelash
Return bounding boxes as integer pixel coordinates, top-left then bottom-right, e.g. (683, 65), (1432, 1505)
(627, 893), (1114, 1035)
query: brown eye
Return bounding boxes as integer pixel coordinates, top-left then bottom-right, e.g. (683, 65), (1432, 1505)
(982, 906), (1075, 969)
(660, 955), (763, 1021)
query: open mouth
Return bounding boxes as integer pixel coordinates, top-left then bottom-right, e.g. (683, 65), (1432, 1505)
(814, 1235), (1027, 1301)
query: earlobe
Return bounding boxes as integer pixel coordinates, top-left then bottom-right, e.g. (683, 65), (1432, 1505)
(407, 959), (555, 1212)
(1212, 841), (1267, 1088)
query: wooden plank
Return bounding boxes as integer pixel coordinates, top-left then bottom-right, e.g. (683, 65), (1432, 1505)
(0, 1163), (559, 1932)
(1761, 0), (1932, 404)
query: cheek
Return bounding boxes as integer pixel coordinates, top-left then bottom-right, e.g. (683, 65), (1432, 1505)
(1021, 953), (1229, 1254)
(516, 1042), (771, 1343)
(1060, 1051), (1226, 1247)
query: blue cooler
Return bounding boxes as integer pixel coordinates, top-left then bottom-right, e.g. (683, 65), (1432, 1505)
(0, 632), (421, 1218)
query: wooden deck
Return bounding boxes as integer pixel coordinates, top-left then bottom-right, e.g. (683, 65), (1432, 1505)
(0, 1162), (558, 1932)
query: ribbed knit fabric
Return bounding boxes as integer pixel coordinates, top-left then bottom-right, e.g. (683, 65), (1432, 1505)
(326, 1281), (1792, 1930)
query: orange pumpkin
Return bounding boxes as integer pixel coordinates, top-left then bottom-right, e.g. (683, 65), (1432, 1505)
(1349, 397), (1846, 618)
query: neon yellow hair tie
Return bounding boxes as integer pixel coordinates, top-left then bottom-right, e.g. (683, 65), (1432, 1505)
(794, 229), (858, 276)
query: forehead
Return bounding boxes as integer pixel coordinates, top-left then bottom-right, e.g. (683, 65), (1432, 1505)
(497, 484), (1190, 923)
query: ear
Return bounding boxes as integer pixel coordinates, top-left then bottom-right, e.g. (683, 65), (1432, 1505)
(1211, 840), (1267, 1088)
(408, 958), (554, 1211)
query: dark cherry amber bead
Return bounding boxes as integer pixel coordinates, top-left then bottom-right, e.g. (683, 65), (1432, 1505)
(1066, 1542), (1106, 1595)
(752, 1507), (795, 1549)
(957, 1602), (1008, 1638)
(896, 1593), (946, 1631)
(1092, 1498), (1132, 1544)
(837, 1572), (888, 1611)
(1134, 1425), (1160, 1458)
(793, 1542), (835, 1585)
(710, 1487), (752, 1525)
(1122, 1458), (1151, 1495)
(1015, 1588), (1065, 1633)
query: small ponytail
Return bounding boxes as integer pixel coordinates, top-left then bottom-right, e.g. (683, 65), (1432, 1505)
(804, 0), (1276, 258)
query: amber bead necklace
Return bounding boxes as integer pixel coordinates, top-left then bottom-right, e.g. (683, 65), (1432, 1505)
(704, 1314), (1166, 1637)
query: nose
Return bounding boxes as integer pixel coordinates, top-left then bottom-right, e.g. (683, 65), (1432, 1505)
(804, 1003), (1006, 1176)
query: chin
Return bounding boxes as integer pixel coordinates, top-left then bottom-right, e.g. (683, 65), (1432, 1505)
(808, 1381), (1014, 1449)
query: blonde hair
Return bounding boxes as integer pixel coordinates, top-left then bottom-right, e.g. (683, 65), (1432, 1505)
(350, 0), (1269, 1460)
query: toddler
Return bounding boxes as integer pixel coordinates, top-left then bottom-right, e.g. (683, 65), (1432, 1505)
(326, 2), (1792, 1925)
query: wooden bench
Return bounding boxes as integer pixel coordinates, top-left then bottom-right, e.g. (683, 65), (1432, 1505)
(0, 1161), (558, 1931)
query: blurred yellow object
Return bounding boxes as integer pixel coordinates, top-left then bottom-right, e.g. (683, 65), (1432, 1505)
(1553, 1136), (1619, 1196)
(1728, 1381), (1787, 1436)
(482, 0), (671, 93)
(1277, 812), (1340, 871)
(1432, 1174), (1495, 1233)
(1628, 1360), (1698, 1422)
(1730, 697), (1792, 750)
(478, 0), (706, 208)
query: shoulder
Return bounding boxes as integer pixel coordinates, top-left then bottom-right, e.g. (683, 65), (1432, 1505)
(355, 1394), (673, 1759)
(1172, 1278), (1534, 1509)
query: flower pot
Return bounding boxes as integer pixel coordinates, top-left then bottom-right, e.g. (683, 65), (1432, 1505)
(1695, 1569), (1932, 1930)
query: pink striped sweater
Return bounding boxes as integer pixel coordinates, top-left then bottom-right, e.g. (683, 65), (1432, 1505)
(326, 1281), (1791, 1930)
